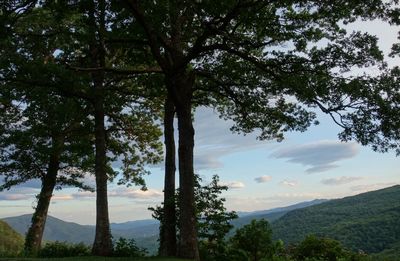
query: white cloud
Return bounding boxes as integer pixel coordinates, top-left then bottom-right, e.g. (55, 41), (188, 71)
(221, 181), (245, 189)
(110, 188), (163, 199)
(52, 195), (74, 201)
(272, 140), (359, 174)
(72, 187), (163, 199)
(321, 176), (363, 186)
(254, 175), (272, 183)
(192, 107), (269, 170)
(280, 180), (298, 187)
(0, 193), (32, 201)
(0, 187), (38, 201)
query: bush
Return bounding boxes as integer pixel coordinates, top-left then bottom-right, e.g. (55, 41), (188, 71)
(293, 235), (347, 261)
(38, 241), (90, 258)
(230, 219), (275, 261)
(112, 237), (147, 257)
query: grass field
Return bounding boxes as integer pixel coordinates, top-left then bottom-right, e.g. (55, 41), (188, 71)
(0, 257), (191, 261)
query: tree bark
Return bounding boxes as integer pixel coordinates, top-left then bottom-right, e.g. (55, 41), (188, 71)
(91, 96), (113, 256)
(160, 95), (177, 256)
(171, 74), (199, 260)
(24, 136), (62, 256)
(88, 0), (112, 256)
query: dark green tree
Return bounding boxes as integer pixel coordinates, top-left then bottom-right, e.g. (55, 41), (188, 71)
(122, 1), (394, 259)
(230, 219), (274, 261)
(150, 174), (238, 257)
(0, 89), (95, 256)
(0, 1), (163, 256)
(293, 235), (347, 261)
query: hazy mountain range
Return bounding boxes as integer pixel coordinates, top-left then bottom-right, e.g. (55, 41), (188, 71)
(2, 185), (400, 258)
(1, 198), (326, 253)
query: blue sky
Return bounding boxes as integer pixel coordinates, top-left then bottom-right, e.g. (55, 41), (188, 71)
(0, 20), (399, 225)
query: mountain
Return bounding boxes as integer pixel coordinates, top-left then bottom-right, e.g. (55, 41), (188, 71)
(231, 199), (328, 228)
(2, 214), (159, 253)
(272, 185), (400, 254)
(1, 199), (322, 254)
(3, 214), (95, 244)
(0, 220), (24, 257)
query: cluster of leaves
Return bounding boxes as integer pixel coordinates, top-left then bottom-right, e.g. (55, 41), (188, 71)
(35, 238), (147, 258)
(38, 241), (91, 258)
(112, 237), (147, 257)
(150, 174), (238, 253)
(202, 220), (374, 261)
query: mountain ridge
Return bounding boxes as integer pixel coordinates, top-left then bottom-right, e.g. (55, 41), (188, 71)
(272, 185), (400, 254)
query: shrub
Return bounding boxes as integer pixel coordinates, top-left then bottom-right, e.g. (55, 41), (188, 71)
(38, 241), (90, 258)
(230, 219), (275, 261)
(293, 235), (347, 261)
(112, 237), (147, 257)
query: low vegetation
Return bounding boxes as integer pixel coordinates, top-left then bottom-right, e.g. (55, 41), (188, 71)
(0, 220), (24, 257)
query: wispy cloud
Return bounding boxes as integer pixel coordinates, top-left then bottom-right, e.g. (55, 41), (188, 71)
(0, 188), (37, 201)
(254, 175), (272, 183)
(72, 187), (163, 199)
(322, 176), (363, 186)
(221, 181), (245, 189)
(272, 140), (359, 174)
(0, 193), (32, 201)
(280, 180), (298, 187)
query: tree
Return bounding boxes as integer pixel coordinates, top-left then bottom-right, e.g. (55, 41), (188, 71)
(0, 1), (164, 256)
(0, 88), (95, 256)
(122, 1), (393, 259)
(150, 174), (238, 257)
(230, 219), (274, 261)
(293, 235), (347, 261)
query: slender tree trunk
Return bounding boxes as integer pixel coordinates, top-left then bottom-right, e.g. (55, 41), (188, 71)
(24, 137), (62, 256)
(91, 97), (113, 256)
(88, 0), (112, 256)
(172, 75), (199, 260)
(160, 95), (177, 256)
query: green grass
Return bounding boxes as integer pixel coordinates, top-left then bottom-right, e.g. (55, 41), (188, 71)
(0, 257), (192, 261)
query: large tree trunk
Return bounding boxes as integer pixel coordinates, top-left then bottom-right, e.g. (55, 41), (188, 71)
(160, 95), (177, 256)
(172, 74), (199, 260)
(24, 136), (62, 256)
(91, 97), (113, 256)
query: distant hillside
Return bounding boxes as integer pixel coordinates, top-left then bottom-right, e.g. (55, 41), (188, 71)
(232, 199), (327, 228)
(3, 214), (95, 244)
(2, 214), (159, 253)
(272, 185), (400, 254)
(0, 220), (24, 257)
(1, 199), (322, 254)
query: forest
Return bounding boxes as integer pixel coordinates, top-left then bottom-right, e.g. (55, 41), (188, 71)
(1, 1), (400, 261)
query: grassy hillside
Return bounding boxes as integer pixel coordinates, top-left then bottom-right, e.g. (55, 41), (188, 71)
(272, 185), (400, 254)
(0, 220), (24, 257)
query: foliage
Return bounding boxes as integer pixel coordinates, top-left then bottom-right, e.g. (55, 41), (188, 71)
(38, 241), (91, 258)
(292, 235), (347, 261)
(0, 257), (191, 261)
(272, 185), (400, 254)
(150, 174), (238, 255)
(0, 220), (24, 257)
(112, 237), (147, 257)
(230, 219), (275, 261)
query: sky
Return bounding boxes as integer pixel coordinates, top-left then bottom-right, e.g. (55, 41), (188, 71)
(0, 20), (400, 225)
